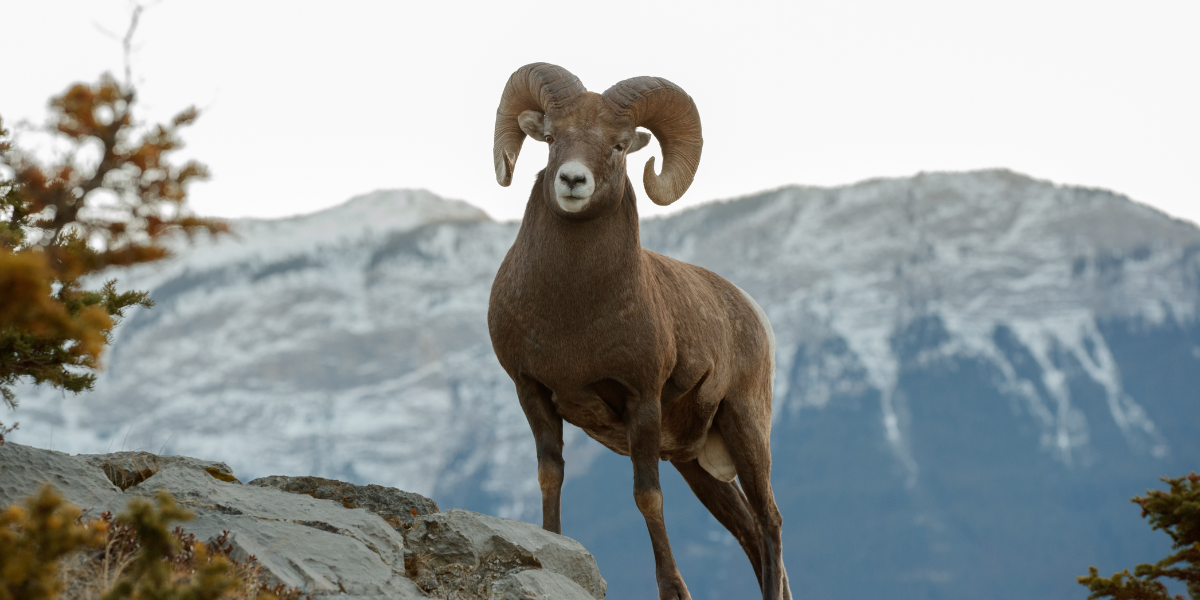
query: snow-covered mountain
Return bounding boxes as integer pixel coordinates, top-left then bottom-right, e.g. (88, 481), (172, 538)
(10, 171), (1200, 599)
(645, 171), (1194, 470)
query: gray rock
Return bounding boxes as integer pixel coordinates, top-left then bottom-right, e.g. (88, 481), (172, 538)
(404, 508), (605, 600)
(131, 465), (414, 596)
(248, 474), (438, 528)
(319, 595), (427, 600)
(80, 450), (239, 489)
(492, 569), (599, 600)
(0, 442), (120, 515)
(1, 444), (608, 599)
(320, 594), (427, 600)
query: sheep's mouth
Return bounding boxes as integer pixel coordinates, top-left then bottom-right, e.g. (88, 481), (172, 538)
(555, 194), (591, 213)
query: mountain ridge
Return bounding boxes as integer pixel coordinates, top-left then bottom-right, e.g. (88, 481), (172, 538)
(8, 168), (1199, 599)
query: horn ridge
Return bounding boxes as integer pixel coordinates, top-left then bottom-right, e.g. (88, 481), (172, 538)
(493, 63), (586, 186)
(602, 76), (702, 206)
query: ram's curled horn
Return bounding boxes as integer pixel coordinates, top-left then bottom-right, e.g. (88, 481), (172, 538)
(493, 63), (586, 187)
(602, 77), (702, 205)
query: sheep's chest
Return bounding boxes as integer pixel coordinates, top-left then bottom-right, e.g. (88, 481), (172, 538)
(493, 275), (668, 381)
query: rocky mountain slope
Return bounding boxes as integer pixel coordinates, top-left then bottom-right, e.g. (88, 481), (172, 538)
(8, 170), (1200, 599)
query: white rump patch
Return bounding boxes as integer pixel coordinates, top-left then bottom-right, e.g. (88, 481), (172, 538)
(698, 427), (738, 482)
(735, 285), (776, 380)
(554, 161), (595, 213)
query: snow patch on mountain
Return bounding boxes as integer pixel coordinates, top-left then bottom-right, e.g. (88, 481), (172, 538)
(122, 188), (490, 290)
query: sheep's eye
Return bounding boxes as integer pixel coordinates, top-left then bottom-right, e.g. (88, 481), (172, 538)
(544, 134), (554, 144)
(613, 144), (625, 152)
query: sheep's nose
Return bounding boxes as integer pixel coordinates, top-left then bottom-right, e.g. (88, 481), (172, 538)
(559, 172), (588, 189)
(554, 161), (595, 207)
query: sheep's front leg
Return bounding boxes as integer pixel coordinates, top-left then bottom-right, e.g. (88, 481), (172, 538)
(515, 376), (565, 533)
(627, 397), (691, 600)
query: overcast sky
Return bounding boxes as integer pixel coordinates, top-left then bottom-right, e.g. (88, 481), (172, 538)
(3, 1), (1198, 226)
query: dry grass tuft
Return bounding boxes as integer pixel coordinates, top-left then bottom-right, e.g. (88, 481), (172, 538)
(2, 486), (306, 600)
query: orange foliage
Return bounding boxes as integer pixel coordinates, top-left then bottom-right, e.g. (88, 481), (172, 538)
(0, 74), (226, 426)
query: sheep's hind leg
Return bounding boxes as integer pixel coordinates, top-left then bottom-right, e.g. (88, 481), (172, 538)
(628, 397), (691, 600)
(716, 400), (792, 600)
(514, 376), (565, 534)
(672, 458), (765, 589)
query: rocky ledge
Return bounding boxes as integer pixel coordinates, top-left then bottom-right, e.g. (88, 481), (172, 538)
(0, 442), (606, 600)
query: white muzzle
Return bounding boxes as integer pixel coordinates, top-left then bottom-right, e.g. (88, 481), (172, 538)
(554, 161), (595, 213)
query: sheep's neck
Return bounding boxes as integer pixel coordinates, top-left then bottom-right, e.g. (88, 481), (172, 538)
(514, 176), (643, 294)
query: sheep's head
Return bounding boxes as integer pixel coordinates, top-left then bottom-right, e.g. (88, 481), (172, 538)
(493, 63), (702, 219)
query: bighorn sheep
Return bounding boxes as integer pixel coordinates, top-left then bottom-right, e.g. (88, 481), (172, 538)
(487, 63), (792, 600)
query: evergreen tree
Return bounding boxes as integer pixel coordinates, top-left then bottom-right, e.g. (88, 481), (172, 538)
(1079, 473), (1200, 600)
(0, 76), (225, 442)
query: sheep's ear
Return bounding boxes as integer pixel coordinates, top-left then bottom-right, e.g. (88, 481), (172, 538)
(629, 130), (652, 153)
(518, 111), (547, 142)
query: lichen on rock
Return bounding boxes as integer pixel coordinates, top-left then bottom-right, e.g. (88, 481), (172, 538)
(248, 474), (439, 528)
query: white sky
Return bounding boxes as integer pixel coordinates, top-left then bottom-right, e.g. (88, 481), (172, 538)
(2, 1), (1198, 225)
